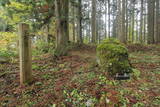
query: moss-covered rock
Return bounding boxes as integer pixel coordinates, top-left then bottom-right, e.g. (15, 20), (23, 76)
(97, 38), (132, 76)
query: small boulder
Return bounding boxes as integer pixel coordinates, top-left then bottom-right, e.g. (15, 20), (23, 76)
(0, 57), (9, 63)
(97, 38), (132, 77)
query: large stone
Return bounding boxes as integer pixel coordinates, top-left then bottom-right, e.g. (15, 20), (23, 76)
(97, 38), (132, 76)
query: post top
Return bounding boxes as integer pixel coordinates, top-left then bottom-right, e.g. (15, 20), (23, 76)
(18, 23), (29, 30)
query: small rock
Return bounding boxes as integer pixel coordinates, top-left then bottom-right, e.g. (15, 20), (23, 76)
(106, 98), (110, 104)
(86, 99), (93, 107)
(0, 57), (9, 63)
(96, 57), (100, 65)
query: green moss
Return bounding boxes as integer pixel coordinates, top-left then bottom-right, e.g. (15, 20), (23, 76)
(97, 38), (132, 76)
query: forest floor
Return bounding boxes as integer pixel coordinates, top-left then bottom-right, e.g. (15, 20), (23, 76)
(0, 44), (160, 107)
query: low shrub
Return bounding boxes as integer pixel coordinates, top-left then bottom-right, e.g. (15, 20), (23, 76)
(0, 32), (17, 51)
(32, 40), (55, 55)
(0, 50), (16, 58)
(0, 32), (18, 60)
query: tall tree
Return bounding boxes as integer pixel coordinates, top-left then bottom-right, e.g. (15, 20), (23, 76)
(131, 0), (135, 43)
(117, 0), (121, 41)
(105, 0), (107, 38)
(108, 0), (111, 38)
(140, 0), (144, 43)
(54, 0), (69, 56)
(72, 4), (76, 42)
(143, 0), (147, 42)
(135, 12), (139, 42)
(122, 0), (126, 43)
(147, 0), (155, 44)
(77, 0), (83, 44)
(117, 0), (126, 43)
(155, 0), (160, 43)
(125, 0), (129, 41)
(91, 0), (97, 43)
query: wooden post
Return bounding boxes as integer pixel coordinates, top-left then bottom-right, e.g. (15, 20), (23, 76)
(18, 23), (32, 85)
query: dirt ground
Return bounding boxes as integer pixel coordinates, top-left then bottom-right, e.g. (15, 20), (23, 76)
(0, 44), (160, 107)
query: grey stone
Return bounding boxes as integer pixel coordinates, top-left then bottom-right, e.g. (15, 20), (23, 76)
(0, 57), (9, 63)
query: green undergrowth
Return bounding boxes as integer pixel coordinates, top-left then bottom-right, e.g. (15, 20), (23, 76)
(32, 40), (55, 56)
(0, 44), (160, 107)
(0, 50), (17, 58)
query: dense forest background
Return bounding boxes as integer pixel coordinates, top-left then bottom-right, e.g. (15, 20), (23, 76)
(0, 0), (159, 47)
(0, 0), (160, 107)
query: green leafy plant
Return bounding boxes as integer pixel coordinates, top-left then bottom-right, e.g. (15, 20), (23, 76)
(0, 32), (17, 59)
(117, 95), (130, 107)
(0, 50), (16, 58)
(152, 96), (160, 106)
(32, 64), (40, 70)
(63, 89), (97, 106)
(32, 40), (55, 55)
(97, 74), (119, 86)
(71, 72), (97, 85)
(132, 102), (145, 107)
(132, 69), (141, 79)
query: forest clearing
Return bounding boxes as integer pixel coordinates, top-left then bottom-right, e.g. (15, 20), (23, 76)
(0, 0), (160, 107)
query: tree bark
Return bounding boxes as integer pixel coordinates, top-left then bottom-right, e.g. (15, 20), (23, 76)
(105, 0), (107, 38)
(77, 0), (83, 44)
(147, 0), (155, 44)
(136, 13), (139, 42)
(117, 0), (122, 42)
(143, 0), (147, 43)
(140, 0), (144, 43)
(122, 0), (126, 43)
(91, 0), (97, 43)
(125, 0), (128, 41)
(72, 4), (76, 42)
(108, 0), (111, 38)
(55, 0), (69, 56)
(118, 0), (126, 43)
(155, 0), (160, 43)
(131, 1), (135, 43)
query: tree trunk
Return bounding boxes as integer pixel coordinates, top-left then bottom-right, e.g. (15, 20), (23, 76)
(91, 0), (97, 43)
(140, 0), (144, 43)
(122, 0), (126, 43)
(143, 0), (147, 43)
(125, 0), (128, 42)
(135, 13), (139, 42)
(129, 2), (132, 42)
(72, 4), (76, 42)
(147, 0), (155, 44)
(117, 0), (122, 42)
(105, 0), (107, 38)
(108, 0), (110, 38)
(118, 0), (126, 43)
(131, 2), (135, 43)
(55, 0), (69, 56)
(77, 0), (83, 44)
(88, 9), (91, 43)
(155, 0), (160, 43)
(112, 16), (118, 38)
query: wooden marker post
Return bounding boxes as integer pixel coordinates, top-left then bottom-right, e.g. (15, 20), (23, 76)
(18, 23), (32, 85)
